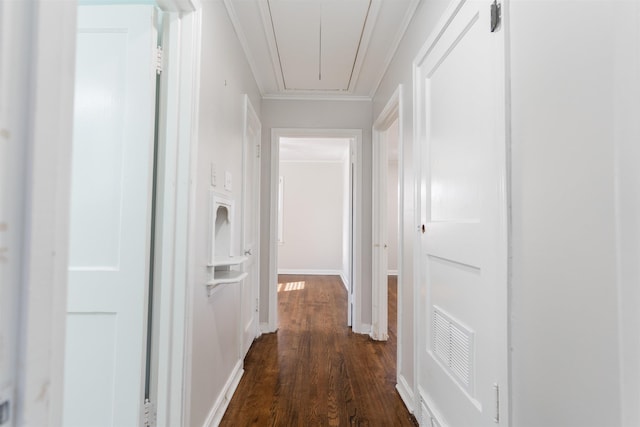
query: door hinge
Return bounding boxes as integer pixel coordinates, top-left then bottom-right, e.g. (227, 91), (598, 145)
(144, 398), (157, 427)
(155, 46), (163, 75)
(255, 298), (259, 313)
(256, 144), (261, 158)
(490, 0), (502, 32)
(493, 383), (500, 423)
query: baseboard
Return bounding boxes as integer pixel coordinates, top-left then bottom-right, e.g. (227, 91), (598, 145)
(352, 322), (371, 336)
(418, 388), (449, 427)
(278, 269), (343, 276)
(388, 270), (398, 276)
(370, 328), (389, 341)
(339, 272), (349, 292)
(203, 360), (244, 427)
(260, 322), (277, 334)
(396, 374), (415, 414)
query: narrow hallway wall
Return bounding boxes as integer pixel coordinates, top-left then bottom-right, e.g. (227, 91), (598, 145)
(188, 2), (262, 425)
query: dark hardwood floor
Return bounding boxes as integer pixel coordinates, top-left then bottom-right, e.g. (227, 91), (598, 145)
(220, 274), (416, 426)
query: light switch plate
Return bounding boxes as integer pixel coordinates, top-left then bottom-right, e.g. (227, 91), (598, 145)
(210, 163), (217, 187)
(224, 171), (232, 191)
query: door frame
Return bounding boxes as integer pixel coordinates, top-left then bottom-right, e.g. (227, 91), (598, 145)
(266, 128), (365, 334)
(240, 94), (261, 357)
(151, 3), (202, 427)
(16, 1), (203, 425)
(371, 85), (404, 342)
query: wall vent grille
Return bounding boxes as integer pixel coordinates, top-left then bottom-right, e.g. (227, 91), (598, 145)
(432, 306), (474, 394)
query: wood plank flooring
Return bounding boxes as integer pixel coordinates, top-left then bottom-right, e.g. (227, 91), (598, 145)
(220, 274), (417, 426)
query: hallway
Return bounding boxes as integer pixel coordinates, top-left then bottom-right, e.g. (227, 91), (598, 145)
(220, 275), (416, 426)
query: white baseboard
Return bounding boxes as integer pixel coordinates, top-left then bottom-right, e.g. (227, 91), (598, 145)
(203, 360), (244, 427)
(278, 269), (343, 276)
(396, 374), (415, 414)
(418, 388), (449, 427)
(339, 272), (349, 292)
(260, 322), (277, 334)
(352, 322), (371, 336)
(370, 328), (389, 341)
(388, 270), (398, 276)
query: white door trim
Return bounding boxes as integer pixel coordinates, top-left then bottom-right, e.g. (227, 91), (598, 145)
(240, 93), (261, 357)
(266, 128), (365, 334)
(371, 85), (404, 343)
(15, 2), (77, 425)
(153, 5), (202, 427)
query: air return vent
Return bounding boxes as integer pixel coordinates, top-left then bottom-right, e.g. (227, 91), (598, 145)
(432, 306), (474, 394)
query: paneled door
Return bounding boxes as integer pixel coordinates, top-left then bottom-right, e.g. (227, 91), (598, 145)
(64, 5), (158, 426)
(241, 96), (261, 358)
(415, 0), (508, 425)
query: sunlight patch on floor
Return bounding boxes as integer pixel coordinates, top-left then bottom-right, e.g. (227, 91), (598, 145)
(277, 281), (306, 292)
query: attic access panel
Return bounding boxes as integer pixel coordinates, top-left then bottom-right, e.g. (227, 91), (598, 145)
(267, 0), (371, 91)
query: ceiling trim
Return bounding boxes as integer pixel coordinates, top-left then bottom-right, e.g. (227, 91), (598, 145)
(369, 0), (420, 98)
(223, 0), (267, 94)
(260, 0), (286, 91)
(280, 159), (347, 164)
(347, 0), (380, 92)
(262, 94), (372, 102)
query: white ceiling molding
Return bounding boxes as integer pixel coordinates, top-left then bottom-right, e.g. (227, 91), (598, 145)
(258, 1), (286, 92)
(368, 0), (420, 98)
(223, 0), (267, 94)
(222, 0), (419, 100)
(347, 0), (380, 93)
(262, 94), (372, 102)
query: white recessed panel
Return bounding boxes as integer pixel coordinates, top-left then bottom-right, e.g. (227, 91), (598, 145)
(268, 0), (370, 91)
(427, 17), (487, 222)
(63, 313), (117, 427)
(268, 0), (321, 90)
(320, 0), (370, 90)
(69, 30), (126, 269)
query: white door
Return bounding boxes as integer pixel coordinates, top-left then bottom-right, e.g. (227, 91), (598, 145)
(415, 0), (508, 426)
(372, 129), (389, 340)
(64, 5), (158, 426)
(241, 96), (261, 358)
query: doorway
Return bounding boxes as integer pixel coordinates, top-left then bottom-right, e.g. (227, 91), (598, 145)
(372, 85), (404, 345)
(267, 129), (364, 334)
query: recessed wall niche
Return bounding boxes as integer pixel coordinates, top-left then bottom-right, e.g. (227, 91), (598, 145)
(206, 192), (247, 295)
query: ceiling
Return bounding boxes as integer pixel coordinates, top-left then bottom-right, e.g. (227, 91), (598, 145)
(223, 0), (420, 100)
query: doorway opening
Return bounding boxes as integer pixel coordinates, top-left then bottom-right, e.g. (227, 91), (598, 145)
(267, 129), (364, 334)
(372, 85), (404, 343)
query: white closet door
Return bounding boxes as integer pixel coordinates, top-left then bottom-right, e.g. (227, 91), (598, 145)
(64, 5), (158, 427)
(416, 0), (508, 425)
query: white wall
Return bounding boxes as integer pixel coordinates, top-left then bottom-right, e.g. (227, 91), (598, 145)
(187, 1), (262, 425)
(613, 3), (640, 424)
(509, 1), (639, 425)
(374, 0), (640, 425)
(0, 1), (30, 418)
(278, 161), (345, 274)
(260, 99), (373, 324)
